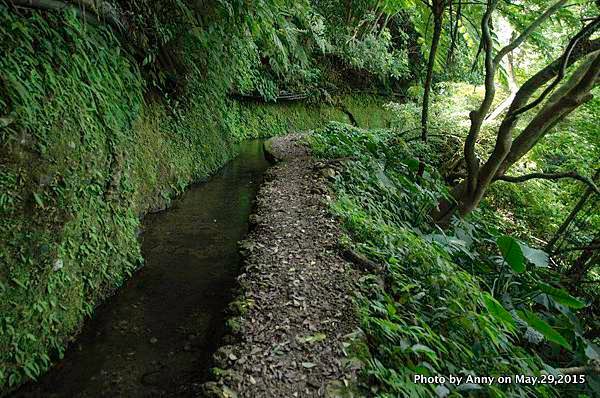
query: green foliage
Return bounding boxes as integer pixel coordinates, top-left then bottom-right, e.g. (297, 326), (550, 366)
(516, 310), (571, 351)
(333, 30), (410, 83)
(0, 5), (389, 391)
(311, 0), (415, 87)
(497, 235), (526, 274)
(0, 10), (144, 389)
(482, 293), (516, 331)
(310, 123), (597, 397)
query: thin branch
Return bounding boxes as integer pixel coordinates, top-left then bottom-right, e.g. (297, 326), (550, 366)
(494, 171), (600, 194)
(546, 169), (600, 251)
(554, 243), (600, 254)
(507, 16), (600, 120)
(557, 365), (600, 375)
(447, 0), (463, 64)
(493, 0), (568, 66)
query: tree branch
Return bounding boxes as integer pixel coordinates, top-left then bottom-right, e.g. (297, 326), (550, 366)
(506, 16), (600, 120)
(497, 51), (600, 176)
(554, 243), (600, 254)
(493, 0), (567, 66)
(464, 0), (497, 195)
(546, 169), (599, 251)
(494, 171), (600, 194)
(557, 365), (600, 375)
(505, 36), (600, 121)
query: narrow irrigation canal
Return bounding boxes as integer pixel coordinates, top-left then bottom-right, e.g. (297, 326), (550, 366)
(15, 140), (271, 398)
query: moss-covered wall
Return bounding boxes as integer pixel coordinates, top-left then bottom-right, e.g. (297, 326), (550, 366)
(0, 9), (392, 391)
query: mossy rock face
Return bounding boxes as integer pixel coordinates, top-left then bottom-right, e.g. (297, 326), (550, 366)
(0, 5), (395, 391)
(263, 138), (279, 162)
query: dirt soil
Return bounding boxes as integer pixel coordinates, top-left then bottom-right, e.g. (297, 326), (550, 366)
(203, 134), (363, 397)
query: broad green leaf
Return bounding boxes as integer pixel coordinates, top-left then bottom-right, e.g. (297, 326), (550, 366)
(404, 157), (420, 172)
(520, 244), (549, 268)
(410, 344), (437, 361)
(585, 342), (600, 361)
(482, 292), (515, 330)
(497, 235), (525, 273)
(517, 310), (571, 350)
(33, 192), (44, 207)
(538, 283), (585, 309)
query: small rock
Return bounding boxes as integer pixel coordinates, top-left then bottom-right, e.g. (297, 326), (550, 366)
(52, 259), (63, 272)
(149, 337), (158, 344)
(321, 168), (336, 179)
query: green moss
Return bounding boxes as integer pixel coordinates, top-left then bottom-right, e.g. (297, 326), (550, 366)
(225, 318), (242, 335)
(0, 8), (394, 392)
(231, 100), (350, 139)
(341, 95), (394, 128)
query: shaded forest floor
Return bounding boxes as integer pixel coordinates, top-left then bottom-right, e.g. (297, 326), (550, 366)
(203, 135), (363, 397)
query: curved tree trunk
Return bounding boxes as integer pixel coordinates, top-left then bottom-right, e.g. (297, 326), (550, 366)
(568, 234), (600, 287)
(458, 52), (600, 218)
(485, 48), (518, 123)
(546, 169), (600, 252)
(434, 10), (598, 225)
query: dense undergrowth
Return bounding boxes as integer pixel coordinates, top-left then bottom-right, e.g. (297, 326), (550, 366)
(310, 123), (599, 397)
(0, 5), (396, 391)
(3, 0), (598, 394)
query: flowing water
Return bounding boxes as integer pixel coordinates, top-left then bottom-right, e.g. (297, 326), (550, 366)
(15, 140), (270, 397)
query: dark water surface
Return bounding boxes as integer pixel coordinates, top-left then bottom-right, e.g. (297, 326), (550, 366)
(15, 140), (270, 397)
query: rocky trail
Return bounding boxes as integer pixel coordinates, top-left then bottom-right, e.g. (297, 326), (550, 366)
(203, 134), (363, 397)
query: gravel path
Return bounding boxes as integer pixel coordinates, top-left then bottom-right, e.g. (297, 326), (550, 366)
(202, 134), (362, 397)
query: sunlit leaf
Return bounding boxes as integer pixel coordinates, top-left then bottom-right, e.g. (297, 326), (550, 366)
(497, 235), (525, 273)
(482, 292), (515, 330)
(520, 244), (548, 268)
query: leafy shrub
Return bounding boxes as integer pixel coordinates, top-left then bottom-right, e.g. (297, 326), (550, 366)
(310, 123), (598, 397)
(333, 30), (410, 84)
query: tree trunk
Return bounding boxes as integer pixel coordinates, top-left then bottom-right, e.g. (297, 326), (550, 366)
(546, 169), (600, 251)
(448, 0), (462, 64)
(568, 234), (600, 286)
(496, 51), (600, 176)
(421, 1), (445, 142)
(485, 47), (518, 123)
